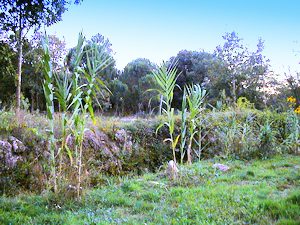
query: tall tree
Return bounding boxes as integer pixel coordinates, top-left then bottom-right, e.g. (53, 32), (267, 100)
(0, 0), (80, 116)
(0, 41), (16, 106)
(168, 50), (216, 108)
(213, 31), (269, 107)
(120, 58), (156, 113)
(109, 79), (128, 115)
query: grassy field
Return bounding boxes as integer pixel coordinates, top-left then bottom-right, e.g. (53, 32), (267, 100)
(0, 154), (299, 225)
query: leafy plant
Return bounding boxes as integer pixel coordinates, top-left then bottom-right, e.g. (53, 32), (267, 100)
(216, 112), (238, 158)
(185, 84), (206, 164)
(259, 119), (277, 156)
(179, 88), (187, 164)
(41, 34), (57, 192)
(66, 33), (114, 198)
(76, 38), (113, 198)
(54, 71), (73, 181)
(238, 113), (257, 157)
(194, 112), (212, 162)
(41, 32), (113, 198)
(283, 110), (300, 153)
(152, 61), (180, 164)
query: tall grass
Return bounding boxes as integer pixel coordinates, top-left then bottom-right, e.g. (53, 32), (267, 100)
(185, 84), (206, 164)
(179, 88), (187, 164)
(76, 38), (113, 198)
(284, 110), (300, 153)
(41, 35), (57, 192)
(152, 61), (180, 164)
(42, 32), (113, 198)
(54, 72), (72, 182)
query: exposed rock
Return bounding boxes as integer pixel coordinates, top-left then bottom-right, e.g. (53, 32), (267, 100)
(0, 139), (21, 168)
(0, 140), (12, 156)
(66, 128), (122, 174)
(115, 129), (133, 154)
(166, 160), (179, 179)
(8, 136), (26, 153)
(84, 129), (118, 156)
(213, 163), (230, 172)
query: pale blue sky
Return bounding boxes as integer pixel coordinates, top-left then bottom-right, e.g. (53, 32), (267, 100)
(47, 0), (300, 74)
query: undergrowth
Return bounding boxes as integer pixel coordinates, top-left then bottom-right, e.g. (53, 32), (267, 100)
(0, 154), (299, 224)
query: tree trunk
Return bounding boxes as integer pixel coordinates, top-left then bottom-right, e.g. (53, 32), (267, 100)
(262, 74), (267, 108)
(31, 91), (34, 112)
(16, 18), (23, 118)
(232, 79), (237, 106)
(36, 93), (39, 111)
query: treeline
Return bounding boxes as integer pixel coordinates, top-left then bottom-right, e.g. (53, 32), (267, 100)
(0, 31), (299, 114)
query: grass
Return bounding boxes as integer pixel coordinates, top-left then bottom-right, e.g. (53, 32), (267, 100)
(0, 154), (299, 224)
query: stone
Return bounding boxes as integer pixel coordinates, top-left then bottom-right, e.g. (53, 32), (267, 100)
(66, 128), (122, 174)
(115, 129), (133, 154)
(0, 139), (20, 168)
(213, 163), (230, 172)
(166, 160), (179, 179)
(0, 140), (12, 156)
(8, 136), (26, 153)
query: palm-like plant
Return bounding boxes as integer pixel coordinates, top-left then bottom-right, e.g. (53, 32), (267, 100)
(54, 72), (73, 179)
(41, 34), (57, 192)
(152, 61), (180, 164)
(179, 88), (187, 164)
(152, 61), (178, 115)
(42, 32), (113, 197)
(74, 40), (113, 198)
(185, 84), (206, 164)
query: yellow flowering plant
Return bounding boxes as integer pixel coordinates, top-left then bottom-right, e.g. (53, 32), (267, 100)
(295, 106), (300, 114)
(284, 96), (300, 153)
(287, 96), (296, 104)
(286, 96), (300, 114)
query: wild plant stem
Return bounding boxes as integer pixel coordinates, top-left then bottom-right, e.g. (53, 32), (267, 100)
(77, 137), (84, 199)
(198, 129), (202, 162)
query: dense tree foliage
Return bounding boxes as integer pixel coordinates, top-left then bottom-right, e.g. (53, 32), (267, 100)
(0, 41), (16, 106)
(119, 58), (157, 113)
(168, 50), (217, 108)
(0, 27), (298, 114)
(0, 0), (79, 115)
(212, 32), (270, 108)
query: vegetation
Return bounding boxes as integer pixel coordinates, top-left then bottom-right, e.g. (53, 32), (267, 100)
(0, 155), (299, 224)
(152, 61), (180, 164)
(0, 28), (299, 115)
(0, 1), (299, 224)
(42, 34), (57, 192)
(0, 0), (80, 116)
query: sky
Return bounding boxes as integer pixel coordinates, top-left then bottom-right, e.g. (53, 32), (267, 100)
(47, 0), (300, 74)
